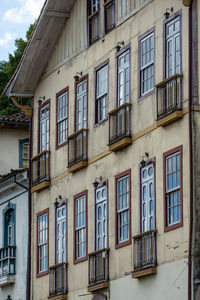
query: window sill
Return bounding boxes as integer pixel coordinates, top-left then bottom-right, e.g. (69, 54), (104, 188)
(74, 256), (87, 265)
(132, 265), (157, 278)
(0, 275), (15, 287)
(94, 117), (108, 128)
(56, 140), (68, 151)
(48, 293), (67, 300)
(164, 221), (183, 232)
(36, 269), (49, 278)
(88, 280), (109, 292)
(157, 110), (183, 127)
(138, 89), (155, 102)
(115, 239), (131, 249)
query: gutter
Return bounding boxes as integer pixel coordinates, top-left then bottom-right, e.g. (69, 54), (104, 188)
(188, 1), (193, 300)
(13, 174), (28, 191)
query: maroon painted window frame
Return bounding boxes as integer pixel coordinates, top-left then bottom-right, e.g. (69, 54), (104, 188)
(104, 0), (115, 34)
(36, 208), (49, 278)
(163, 10), (182, 80)
(139, 158), (156, 233)
(138, 27), (155, 100)
(38, 99), (50, 153)
(55, 200), (67, 264)
(56, 87), (69, 150)
(115, 169), (131, 249)
(94, 60), (109, 126)
(94, 180), (109, 250)
(116, 44), (131, 107)
(74, 75), (89, 132)
(163, 145), (183, 232)
(73, 190), (88, 264)
(87, 0), (100, 46)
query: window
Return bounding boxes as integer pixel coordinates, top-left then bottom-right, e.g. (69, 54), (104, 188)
(166, 16), (181, 78)
(95, 62), (108, 124)
(104, 0), (115, 33)
(56, 88), (68, 149)
(74, 191), (87, 263)
(39, 102), (50, 152)
(163, 146), (183, 231)
(95, 184), (107, 250)
(19, 138), (29, 168)
(88, 0), (100, 45)
(75, 78), (88, 131)
(117, 49), (130, 106)
(3, 205), (16, 247)
(115, 170), (131, 248)
(37, 209), (49, 276)
(139, 31), (154, 97)
(56, 205), (66, 263)
(141, 162), (155, 232)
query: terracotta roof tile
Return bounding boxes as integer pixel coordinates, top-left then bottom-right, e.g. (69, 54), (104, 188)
(0, 112), (29, 124)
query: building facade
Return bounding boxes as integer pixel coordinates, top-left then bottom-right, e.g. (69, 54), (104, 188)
(4, 0), (200, 299)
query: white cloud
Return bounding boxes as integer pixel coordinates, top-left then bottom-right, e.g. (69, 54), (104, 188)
(0, 32), (17, 47)
(3, 0), (44, 24)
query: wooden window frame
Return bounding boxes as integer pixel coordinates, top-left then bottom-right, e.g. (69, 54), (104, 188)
(115, 169), (131, 249)
(19, 138), (29, 168)
(55, 200), (67, 264)
(36, 208), (49, 278)
(138, 27), (155, 100)
(87, 0), (100, 46)
(163, 10), (182, 80)
(73, 190), (88, 264)
(38, 99), (51, 153)
(94, 60), (109, 126)
(74, 75), (89, 132)
(139, 158), (156, 233)
(94, 180), (109, 250)
(163, 145), (183, 232)
(104, 0), (115, 34)
(56, 87), (69, 150)
(115, 44), (131, 107)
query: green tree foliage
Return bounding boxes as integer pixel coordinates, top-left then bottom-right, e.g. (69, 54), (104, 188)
(0, 23), (35, 116)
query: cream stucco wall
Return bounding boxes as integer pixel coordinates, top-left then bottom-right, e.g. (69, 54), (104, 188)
(30, 0), (191, 299)
(0, 127), (29, 175)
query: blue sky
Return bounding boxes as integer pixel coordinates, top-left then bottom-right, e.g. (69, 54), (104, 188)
(0, 0), (44, 62)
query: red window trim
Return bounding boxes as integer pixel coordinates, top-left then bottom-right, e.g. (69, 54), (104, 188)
(74, 75), (89, 132)
(163, 145), (183, 232)
(115, 44), (131, 107)
(139, 157), (156, 233)
(37, 99), (51, 153)
(138, 27), (155, 101)
(36, 208), (49, 278)
(115, 169), (131, 249)
(73, 190), (88, 264)
(94, 59), (109, 126)
(55, 87), (69, 150)
(54, 200), (68, 264)
(94, 180), (109, 250)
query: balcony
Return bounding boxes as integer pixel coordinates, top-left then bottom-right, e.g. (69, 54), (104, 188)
(31, 150), (50, 193)
(156, 74), (183, 127)
(108, 103), (132, 151)
(132, 230), (157, 278)
(49, 263), (68, 299)
(0, 246), (16, 287)
(88, 10), (100, 45)
(68, 129), (88, 173)
(88, 248), (109, 292)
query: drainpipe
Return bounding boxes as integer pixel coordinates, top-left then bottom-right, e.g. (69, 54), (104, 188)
(188, 1), (193, 300)
(26, 99), (33, 300)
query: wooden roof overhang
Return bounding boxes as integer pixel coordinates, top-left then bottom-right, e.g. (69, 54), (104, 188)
(4, 0), (75, 98)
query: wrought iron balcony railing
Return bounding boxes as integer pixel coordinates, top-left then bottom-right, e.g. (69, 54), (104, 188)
(108, 103), (132, 147)
(156, 74), (183, 119)
(68, 129), (88, 171)
(31, 150), (50, 187)
(49, 262), (68, 297)
(88, 248), (109, 287)
(88, 10), (100, 44)
(133, 230), (157, 273)
(0, 246), (16, 278)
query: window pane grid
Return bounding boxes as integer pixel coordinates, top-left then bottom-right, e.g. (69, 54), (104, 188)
(118, 50), (130, 105)
(57, 92), (68, 145)
(38, 213), (48, 273)
(75, 196), (86, 259)
(166, 152), (181, 226)
(117, 175), (129, 243)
